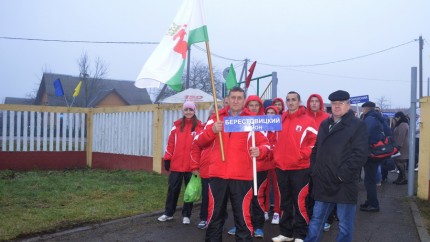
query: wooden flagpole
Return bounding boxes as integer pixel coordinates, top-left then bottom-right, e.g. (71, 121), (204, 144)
(204, 41), (225, 161)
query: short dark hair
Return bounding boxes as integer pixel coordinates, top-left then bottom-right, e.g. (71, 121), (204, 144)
(228, 86), (246, 98)
(287, 91), (301, 101)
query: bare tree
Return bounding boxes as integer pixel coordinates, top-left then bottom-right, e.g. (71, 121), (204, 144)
(375, 96), (391, 110)
(77, 52), (108, 106)
(153, 61), (223, 102)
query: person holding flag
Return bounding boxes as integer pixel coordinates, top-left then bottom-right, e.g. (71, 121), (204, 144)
(226, 94), (270, 238)
(195, 87), (270, 241)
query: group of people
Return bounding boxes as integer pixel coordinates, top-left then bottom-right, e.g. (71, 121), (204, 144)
(156, 87), (408, 242)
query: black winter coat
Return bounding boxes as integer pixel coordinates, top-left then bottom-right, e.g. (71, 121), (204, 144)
(310, 110), (368, 204)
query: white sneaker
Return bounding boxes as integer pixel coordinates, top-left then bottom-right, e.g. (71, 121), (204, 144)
(415, 167), (419, 171)
(157, 214), (173, 222)
(264, 212), (269, 221)
(271, 212), (280, 224)
(272, 235), (294, 242)
(183, 217), (190, 224)
(295, 239), (304, 242)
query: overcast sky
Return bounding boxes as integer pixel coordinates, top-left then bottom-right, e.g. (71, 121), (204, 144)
(1, 0), (429, 108)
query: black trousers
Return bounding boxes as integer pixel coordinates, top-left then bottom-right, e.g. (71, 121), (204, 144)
(164, 171), (193, 217)
(276, 168), (310, 240)
(206, 178), (253, 242)
(251, 170), (269, 230)
(200, 177), (210, 221)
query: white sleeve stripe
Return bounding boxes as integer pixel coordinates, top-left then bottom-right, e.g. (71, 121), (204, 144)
(300, 127), (318, 146)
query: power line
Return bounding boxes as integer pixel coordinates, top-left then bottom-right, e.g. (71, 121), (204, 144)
(257, 39), (417, 68)
(1, 36), (420, 69)
(0, 36), (159, 45)
(284, 68), (408, 83)
(192, 45), (243, 62)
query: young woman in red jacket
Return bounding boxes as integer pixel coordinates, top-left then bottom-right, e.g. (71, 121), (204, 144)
(158, 101), (204, 225)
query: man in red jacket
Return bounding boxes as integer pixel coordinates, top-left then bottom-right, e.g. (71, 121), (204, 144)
(272, 91), (317, 242)
(195, 87), (270, 242)
(306, 94), (329, 130)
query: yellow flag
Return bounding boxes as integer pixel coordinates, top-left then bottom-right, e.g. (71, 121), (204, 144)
(73, 81), (82, 97)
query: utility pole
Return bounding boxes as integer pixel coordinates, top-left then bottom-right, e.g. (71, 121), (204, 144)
(419, 36), (423, 98)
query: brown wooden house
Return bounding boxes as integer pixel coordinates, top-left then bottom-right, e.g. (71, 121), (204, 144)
(34, 73), (152, 107)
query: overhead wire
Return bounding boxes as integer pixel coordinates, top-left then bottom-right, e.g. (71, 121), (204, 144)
(1, 36), (419, 67)
(192, 44), (243, 62)
(1, 36), (422, 82)
(283, 68), (408, 83)
(257, 39), (417, 68)
(0, 36), (159, 45)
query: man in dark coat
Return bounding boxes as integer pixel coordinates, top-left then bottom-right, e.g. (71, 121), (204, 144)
(304, 90), (368, 242)
(360, 101), (389, 212)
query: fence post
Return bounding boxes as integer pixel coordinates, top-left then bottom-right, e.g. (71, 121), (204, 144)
(417, 97), (430, 200)
(271, 72), (278, 99)
(86, 108), (94, 168)
(153, 105), (163, 173)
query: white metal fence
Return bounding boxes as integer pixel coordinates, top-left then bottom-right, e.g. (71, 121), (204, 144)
(92, 111), (154, 156)
(1, 104), (211, 158)
(1, 110), (86, 152)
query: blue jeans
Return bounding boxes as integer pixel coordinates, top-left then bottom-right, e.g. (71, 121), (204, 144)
(305, 201), (356, 242)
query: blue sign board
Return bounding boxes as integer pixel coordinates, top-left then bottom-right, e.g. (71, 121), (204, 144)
(382, 112), (396, 118)
(349, 95), (369, 104)
(224, 115), (282, 132)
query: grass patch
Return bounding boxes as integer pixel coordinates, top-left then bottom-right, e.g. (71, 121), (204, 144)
(416, 198), (430, 235)
(0, 169), (174, 241)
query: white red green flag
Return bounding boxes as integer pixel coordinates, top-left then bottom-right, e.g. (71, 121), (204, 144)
(135, 0), (209, 92)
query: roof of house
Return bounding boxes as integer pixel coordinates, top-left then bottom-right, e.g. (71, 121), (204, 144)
(87, 88), (129, 107)
(34, 73), (152, 107)
(4, 97), (35, 105)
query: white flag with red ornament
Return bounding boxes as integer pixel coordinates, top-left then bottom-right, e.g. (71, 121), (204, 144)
(135, 0), (209, 92)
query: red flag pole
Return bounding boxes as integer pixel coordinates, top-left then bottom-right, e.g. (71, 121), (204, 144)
(205, 41), (225, 161)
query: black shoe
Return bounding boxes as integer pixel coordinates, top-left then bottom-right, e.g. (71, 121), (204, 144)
(359, 203), (368, 209)
(395, 179), (408, 185)
(360, 205), (380, 212)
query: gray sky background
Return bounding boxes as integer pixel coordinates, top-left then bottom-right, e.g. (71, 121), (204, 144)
(1, 0), (429, 108)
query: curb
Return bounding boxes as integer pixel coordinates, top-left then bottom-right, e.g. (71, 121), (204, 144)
(21, 203), (202, 242)
(21, 210), (166, 242)
(410, 200), (430, 242)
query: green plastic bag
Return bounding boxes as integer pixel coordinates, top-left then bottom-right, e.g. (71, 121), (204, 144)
(184, 175), (202, 203)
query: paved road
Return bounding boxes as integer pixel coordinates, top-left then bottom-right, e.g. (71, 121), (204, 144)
(21, 172), (427, 242)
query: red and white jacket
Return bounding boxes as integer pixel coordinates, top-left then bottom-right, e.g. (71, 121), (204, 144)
(163, 118), (204, 172)
(273, 106), (317, 170)
(195, 106), (271, 181)
(190, 122), (212, 178)
(306, 93), (330, 130)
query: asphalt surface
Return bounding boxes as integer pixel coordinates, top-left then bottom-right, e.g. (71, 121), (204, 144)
(19, 172), (429, 242)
